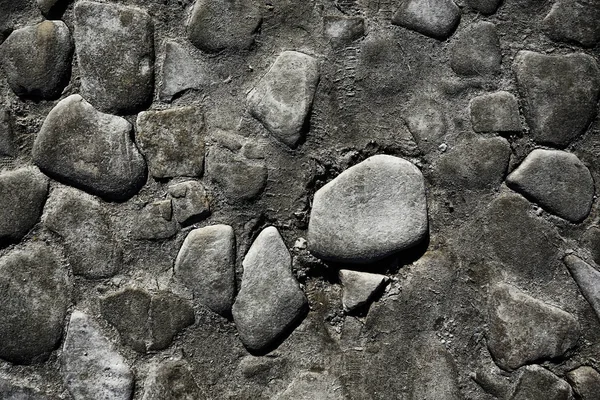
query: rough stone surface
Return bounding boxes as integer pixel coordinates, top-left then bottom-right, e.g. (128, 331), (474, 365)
(62, 311), (134, 400)
(564, 255), (600, 321)
(232, 226), (308, 353)
(392, 0), (461, 40)
(0, 107), (14, 157)
(566, 366), (600, 400)
(308, 155), (428, 264)
(487, 283), (580, 371)
(74, 0), (154, 114)
(465, 0), (502, 15)
(511, 365), (574, 400)
(0, 243), (69, 364)
(273, 372), (345, 400)
(506, 149), (594, 223)
(513, 51), (600, 148)
(0, 20), (73, 99)
(404, 98), (447, 154)
(168, 180), (210, 225)
(33, 94), (147, 201)
(323, 15), (365, 44)
(175, 225), (236, 316)
(142, 360), (204, 400)
(160, 40), (214, 101)
(0, 379), (51, 399)
(543, 1), (600, 48)
(133, 199), (178, 240)
(37, 0), (67, 17)
(247, 51), (320, 148)
(450, 22), (502, 77)
(470, 91), (521, 133)
(339, 270), (387, 312)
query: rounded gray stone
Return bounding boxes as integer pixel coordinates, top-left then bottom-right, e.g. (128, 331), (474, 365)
(339, 270), (387, 312)
(512, 365), (574, 400)
(392, 0), (461, 40)
(543, 0), (600, 48)
(470, 91), (521, 133)
(450, 22), (501, 77)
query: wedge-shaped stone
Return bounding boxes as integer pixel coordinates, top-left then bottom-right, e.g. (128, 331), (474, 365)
(339, 270), (387, 312)
(160, 40), (214, 101)
(392, 0), (461, 40)
(564, 255), (600, 321)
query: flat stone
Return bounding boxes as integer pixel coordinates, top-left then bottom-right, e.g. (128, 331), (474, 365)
(564, 255), (600, 321)
(543, 1), (600, 48)
(450, 22), (501, 77)
(187, 0), (261, 53)
(512, 365), (574, 400)
(0, 379), (51, 399)
(0, 108), (15, 157)
(74, 0), (154, 114)
(513, 51), (600, 148)
(566, 366), (600, 400)
(44, 187), (122, 278)
(273, 372), (345, 400)
(232, 226), (308, 353)
(323, 15), (365, 44)
(160, 40), (214, 101)
(404, 98), (447, 154)
(0, 20), (73, 99)
(0, 243), (69, 364)
(33, 94), (147, 201)
(487, 283), (580, 371)
(339, 270), (388, 312)
(62, 311), (134, 400)
(392, 0), (461, 40)
(175, 225), (236, 316)
(133, 199), (178, 240)
(142, 360), (205, 400)
(464, 0), (502, 15)
(0, 167), (48, 242)
(168, 180), (210, 225)
(136, 107), (205, 179)
(470, 91), (521, 133)
(247, 51), (320, 148)
(308, 155), (428, 264)
(506, 149), (594, 223)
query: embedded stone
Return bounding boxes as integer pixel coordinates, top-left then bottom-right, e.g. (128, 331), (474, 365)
(0, 108), (15, 157)
(0, 0), (31, 43)
(339, 270), (388, 312)
(160, 40), (214, 101)
(142, 360), (205, 400)
(232, 226), (308, 353)
(470, 91), (521, 133)
(273, 372), (345, 400)
(513, 51), (600, 148)
(247, 51), (320, 148)
(0, 20), (73, 99)
(450, 22), (501, 76)
(168, 180), (210, 225)
(308, 155), (428, 264)
(566, 366), (600, 400)
(543, 1), (600, 48)
(404, 98), (447, 154)
(506, 149), (594, 223)
(564, 255), (600, 321)
(392, 0), (461, 40)
(0, 379), (50, 400)
(32, 94), (147, 201)
(512, 365), (574, 400)
(74, 0), (154, 114)
(323, 15), (365, 44)
(464, 0), (502, 15)
(133, 199), (178, 240)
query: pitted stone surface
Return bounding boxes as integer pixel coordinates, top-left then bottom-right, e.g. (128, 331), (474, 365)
(450, 22), (501, 77)
(513, 51), (600, 148)
(564, 255), (600, 321)
(142, 360), (205, 400)
(133, 199), (178, 240)
(232, 226), (308, 353)
(566, 366), (600, 400)
(543, 1), (600, 48)
(273, 372), (345, 400)
(392, 0), (461, 40)
(0, 108), (14, 157)
(404, 98), (447, 154)
(168, 180), (210, 225)
(33, 95), (146, 201)
(74, 0), (154, 114)
(470, 91), (521, 133)
(308, 155), (428, 264)
(248, 51), (320, 148)
(512, 365), (574, 400)
(339, 270), (387, 312)
(160, 40), (214, 101)
(506, 149), (594, 223)
(465, 0), (502, 15)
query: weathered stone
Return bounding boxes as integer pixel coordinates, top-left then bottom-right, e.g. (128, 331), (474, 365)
(339, 270), (387, 312)
(0, 108), (15, 157)
(506, 149), (594, 223)
(464, 0), (502, 15)
(487, 283), (580, 371)
(133, 199), (178, 240)
(232, 226), (308, 353)
(33, 94), (147, 201)
(273, 371), (345, 400)
(187, 0), (261, 53)
(564, 255), (600, 321)
(44, 187), (122, 278)
(142, 360), (205, 400)
(323, 15), (365, 44)
(308, 155), (428, 264)
(470, 91), (521, 133)
(168, 180), (210, 225)
(450, 22), (501, 77)
(392, 0), (461, 40)
(582, 227), (600, 266)
(566, 366), (600, 400)
(62, 311), (134, 400)
(543, 1), (600, 48)
(0, 167), (48, 242)
(513, 51), (600, 148)
(0, 20), (72, 99)
(74, 0), (154, 113)
(160, 40), (214, 101)
(404, 98), (447, 154)
(247, 51), (320, 148)
(175, 225), (236, 316)
(0, 0), (30, 43)
(136, 107), (205, 179)
(511, 365), (574, 400)
(0, 243), (69, 364)
(0, 379), (51, 399)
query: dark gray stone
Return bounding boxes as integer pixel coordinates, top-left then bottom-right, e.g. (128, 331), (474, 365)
(0, 108), (15, 157)
(465, 0), (502, 15)
(511, 365), (574, 400)
(566, 366), (600, 400)
(404, 98), (447, 154)
(543, 1), (600, 48)
(470, 91), (521, 133)
(142, 360), (205, 400)
(0, 0), (31, 43)
(392, 0), (461, 40)
(33, 94), (147, 201)
(0, 379), (51, 399)
(133, 199), (178, 240)
(160, 40), (214, 101)
(513, 51), (600, 148)
(74, 0), (154, 114)
(450, 22), (501, 77)
(273, 371), (345, 400)
(564, 255), (600, 321)
(339, 270), (387, 312)
(168, 180), (210, 225)
(323, 15), (365, 44)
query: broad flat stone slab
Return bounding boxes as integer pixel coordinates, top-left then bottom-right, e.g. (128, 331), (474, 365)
(465, 0), (502, 15)
(232, 226), (308, 353)
(470, 91), (521, 133)
(567, 366), (600, 400)
(74, 1), (154, 113)
(564, 255), (600, 321)
(513, 51), (600, 148)
(168, 180), (210, 225)
(248, 51), (320, 148)
(308, 155), (428, 264)
(543, 1), (600, 48)
(450, 22), (501, 76)
(512, 365), (574, 400)
(62, 311), (133, 400)
(392, 0), (461, 40)
(506, 149), (594, 223)
(339, 270), (387, 312)
(33, 95), (146, 201)
(487, 283), (580, 371)
(160, 40), (213, 101)
(142, 360), (204, 400)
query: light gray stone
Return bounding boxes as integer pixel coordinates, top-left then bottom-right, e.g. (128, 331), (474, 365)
(339, 270), (387, 312)
(0, 379), (51, 400)
(308, 155), (428, 264)
(392, 0), (461, 40)
(470, 91), (521, 133)
(133, 199), (178, 240)
(247, 51), (320, 148)
(142, 360), (205, 400)
(232, 226), (308, 353)
(273, 371), (345, 400)
(543, 1), (600, 48)
(465, 0), (502, 15)
(566, 366), (600, 400)
(564, 255), (600, 321)
(323, 15), (365, 44)
(506, 149), (594, 223)
(160, 40), (214, 101)
(511, 365), (574, 400)
(450, 22), (501, 77)
(33, 94), (147, 201)
(168, 180), (210, 225)
(0, 108), (15, 157)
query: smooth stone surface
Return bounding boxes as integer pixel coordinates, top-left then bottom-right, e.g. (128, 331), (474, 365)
(566, 366), (600, 400)
(450, 22), (501, 77)
(136, 106), (205, 179)
(175, 225), (236, 316)
(323, 15), (365, 44)
(168, 180), (210, 225)
(308, 155), (428, 264)
(404, 98), (447, 154)
(564, 255), (600, 321)
(487, 283), (580, 371)
(160, 40), (213, 101)
(247, 51), (320, 148)
(0, 20), (73, 99)
(74, 0), (154, 113)
(511, 365), (574, 400)
(506, 149), (594, 223)
(513, 51), (600, 148)
(470, 91), (521, 133)
(142, 360), (205, 400)
(62, 311), (134, 400)
(0, 379), (50, 399)
(543, 1), (600, 48)
(33, 94), (146, 201)
(339, 270), (387, 312)
(273, 372), (345, 400)
(392, 0), (461, 40)
(0, 243), (69, 364)
(464, 0), (502, 15)
(133, 199), (178, 240)
(0, 108), (15, 157)
(0, 167), (48, 242)
(232, 226), (308, 353)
